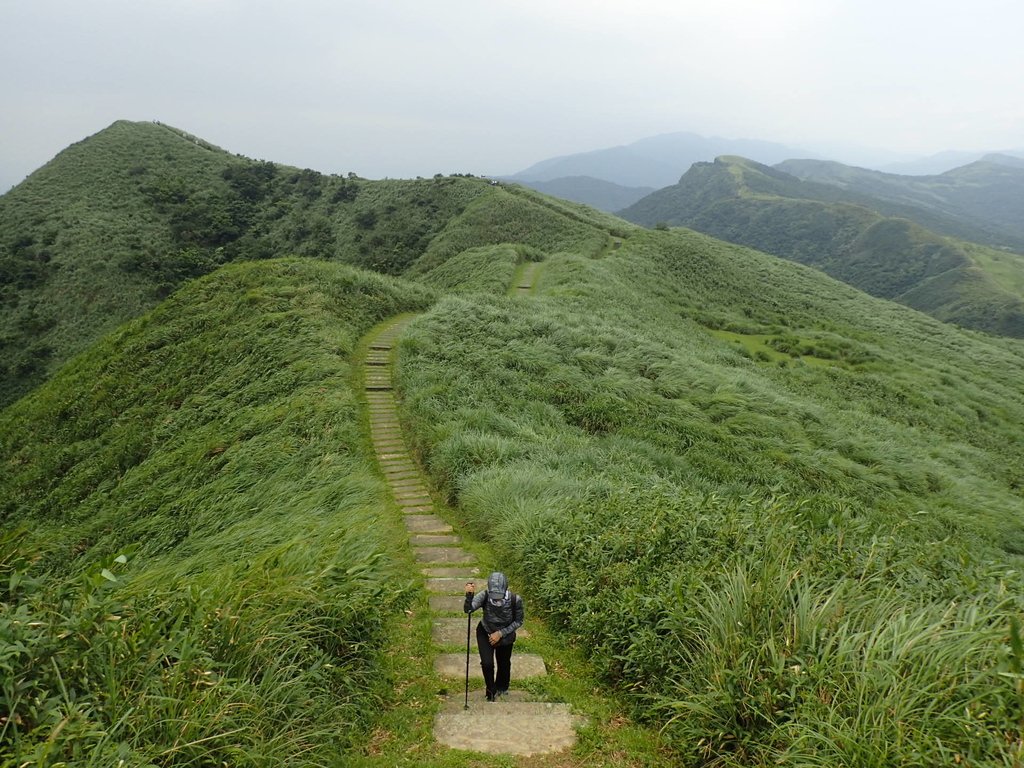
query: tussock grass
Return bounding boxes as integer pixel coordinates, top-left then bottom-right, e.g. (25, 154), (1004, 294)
(0, 259), (433, 764)
(395, 232), (1024, 764)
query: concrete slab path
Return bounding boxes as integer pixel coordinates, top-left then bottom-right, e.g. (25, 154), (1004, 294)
(362, 311), (579, 758)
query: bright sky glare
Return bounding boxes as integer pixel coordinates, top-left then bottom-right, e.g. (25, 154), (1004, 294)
(2, 0), (1022, 191)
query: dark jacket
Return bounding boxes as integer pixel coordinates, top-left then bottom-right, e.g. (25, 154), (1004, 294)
(464, 575), (524, 647)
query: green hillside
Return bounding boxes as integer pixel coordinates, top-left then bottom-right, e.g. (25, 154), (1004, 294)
(0, 259), (435, 764)
(777, 157), (1024, 251)
(0, 120), (493, 407)
(4, 125), (1024, 765)
(620, 156), (1024, 337)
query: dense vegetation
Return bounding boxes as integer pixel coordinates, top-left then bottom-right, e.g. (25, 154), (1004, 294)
(4, 123), (1024, 766)
(0, 260), (434, 764)
(777, 156), (1024, 251)
(0, 121), (488, 406)
(397, 227), (1024, 764)
(620, 156), (1024, 337)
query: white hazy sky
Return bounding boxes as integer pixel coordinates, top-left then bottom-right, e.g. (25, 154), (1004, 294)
(2, 0), (1022, 191)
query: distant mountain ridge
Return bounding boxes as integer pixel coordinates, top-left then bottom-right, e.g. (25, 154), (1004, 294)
(507, 176), (653, 212)
(882, 149), (1024, 175)
(619, 155), (1024, 337)
(509, 131), (816, 189)
(777, 157), (1024, 251)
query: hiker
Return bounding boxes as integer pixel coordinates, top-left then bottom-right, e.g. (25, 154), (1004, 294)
(464, 572), (524, 701)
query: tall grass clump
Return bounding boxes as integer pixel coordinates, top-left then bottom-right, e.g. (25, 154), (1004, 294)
(408, 186), (612, 276)
(0, 258), (433, 765)
(417, 243), (534, 295)
(395, 232), (1024, 764)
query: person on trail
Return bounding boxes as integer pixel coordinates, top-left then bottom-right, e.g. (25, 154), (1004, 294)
(464, 572), (524, 702)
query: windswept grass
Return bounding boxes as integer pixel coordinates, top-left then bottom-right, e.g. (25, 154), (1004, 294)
(417, 243), (536, 296)
(395, 229), (1024, 764)
(0, 259), (433, 765)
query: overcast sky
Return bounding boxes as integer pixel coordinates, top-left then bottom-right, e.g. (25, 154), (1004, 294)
(2, 0), (1022, 192)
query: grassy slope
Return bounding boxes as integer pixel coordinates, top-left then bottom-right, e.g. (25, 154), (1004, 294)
(5, 123), (1024, 765)
(397, 227), (1024, 765)
(619, 156), (1024, 337)
(777, 157), (1024, 250)
(0, 120), (490, 407)
(0, 120), (633, 408)
(0, 259), (434, 765)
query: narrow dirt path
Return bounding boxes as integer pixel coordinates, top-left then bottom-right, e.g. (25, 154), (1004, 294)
(360, 262), (580, 757)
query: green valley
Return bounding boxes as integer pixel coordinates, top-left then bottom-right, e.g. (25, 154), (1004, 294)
(3, 123), (1024, 766)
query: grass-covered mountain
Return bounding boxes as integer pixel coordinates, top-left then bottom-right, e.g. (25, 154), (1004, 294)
(0, 120), (622, 407)
(778, 155), (1024, 251)
(4, 123), (1024, 765)
(620, 155), (1024, 337)
(882, 149), (1024, 175)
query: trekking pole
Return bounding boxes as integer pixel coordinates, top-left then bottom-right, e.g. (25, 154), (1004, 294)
(464, 610), (472, 709)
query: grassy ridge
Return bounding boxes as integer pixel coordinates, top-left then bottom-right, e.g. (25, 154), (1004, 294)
(0, 120), (489, 407)
(0, 259), (433, 765)
(396, 229), (1024, 764)
(620, 156), (1024, 337)
(778, 157), (1024, 250)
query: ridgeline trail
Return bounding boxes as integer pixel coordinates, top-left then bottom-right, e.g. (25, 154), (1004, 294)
(351, 254), (673, 766)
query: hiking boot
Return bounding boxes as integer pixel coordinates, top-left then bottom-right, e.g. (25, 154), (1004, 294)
(485, 689), (495, 702)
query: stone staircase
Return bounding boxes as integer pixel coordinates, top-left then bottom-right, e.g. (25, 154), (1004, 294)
(362, 309), (580, 757)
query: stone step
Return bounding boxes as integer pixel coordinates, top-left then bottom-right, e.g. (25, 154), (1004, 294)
(383, 465), (421, 477)
(434, 653), (546, 679)
(426, 577), (470, 594)
(434, 700), (578, 756)
(430, 594), (467, 613)
(392, 485), (430, 497)
(430, 593), (466, 614)
(394, 488), (430, 500)
(383, 469), (420, 480)
(432, 618), (530, 646)
(421, 566), (479, 578)
(405, 516), (452, 533)
(396, 496), (434, 508)
(392, 486), (428, 497)
(378, 452), (412, 463)
(452, 690), (547, 704)
(402, 505), (435, 514)
(414, 547), (475, 564)
(411, 534), (461, 546)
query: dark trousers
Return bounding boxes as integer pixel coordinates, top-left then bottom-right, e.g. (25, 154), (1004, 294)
(476, 622), (513, 693)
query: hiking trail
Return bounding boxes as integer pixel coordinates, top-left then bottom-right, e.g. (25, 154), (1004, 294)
(360, 261), (580, 757)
